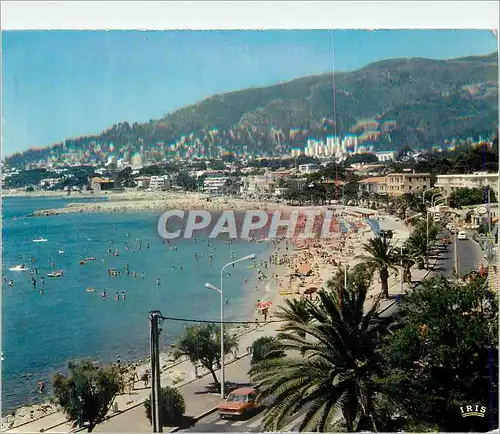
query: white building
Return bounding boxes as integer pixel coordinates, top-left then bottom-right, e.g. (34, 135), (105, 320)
(131, 153), (143, 170)
(326, 136), (341, 155)
(150, 175), (171, 191)
(298, 164), (320, 174)
(342, 135), (358, 153)
(274, 187), (290, 198)
(436, 172), (499, 198)
(39, 178), (60, 188)
(241, 175), (267, 196)
(203, 176), (228, 194)
(290, 148), (302, 158)
(135, 176), (151, 189)
(375, 151), (396, 162)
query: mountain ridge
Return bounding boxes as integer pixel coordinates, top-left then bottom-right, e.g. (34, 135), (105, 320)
(5, 52), (498, 167)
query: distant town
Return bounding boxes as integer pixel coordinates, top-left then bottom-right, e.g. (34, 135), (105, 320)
(2, 136), (498, 207)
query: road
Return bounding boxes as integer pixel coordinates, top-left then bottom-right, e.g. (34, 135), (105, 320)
(179, 406), (308, 433)
(438, 231), (485, 277)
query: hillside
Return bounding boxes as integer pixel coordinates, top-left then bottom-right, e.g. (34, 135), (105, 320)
(6, 52), (498, 167)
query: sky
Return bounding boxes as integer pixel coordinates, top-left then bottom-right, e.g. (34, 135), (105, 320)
(1, 29), (498, 156)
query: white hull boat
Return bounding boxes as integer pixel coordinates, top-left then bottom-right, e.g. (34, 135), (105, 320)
(9, 264), (29, 272)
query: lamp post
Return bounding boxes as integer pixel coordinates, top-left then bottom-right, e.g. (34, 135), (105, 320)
(427, 192), (442, 249)
(205, 253), (255, 399)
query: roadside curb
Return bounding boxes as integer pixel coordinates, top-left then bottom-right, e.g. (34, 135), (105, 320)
(168, 407), (219, 433)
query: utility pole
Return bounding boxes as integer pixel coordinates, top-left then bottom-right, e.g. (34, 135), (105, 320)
(454, 230), (459, 278)
(149, 310), (163, 432)
(487, 187), (492, 235)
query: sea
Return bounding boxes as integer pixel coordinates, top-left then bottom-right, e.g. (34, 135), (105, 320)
(1, 196), (270, 414)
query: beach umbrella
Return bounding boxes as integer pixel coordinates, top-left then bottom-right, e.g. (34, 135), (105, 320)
(299, 263), (312, 275)
(257, 301), (272, 310)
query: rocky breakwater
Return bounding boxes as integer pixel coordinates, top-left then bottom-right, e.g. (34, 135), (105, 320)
(29, 209), (63, 216)
(1, 402), (59, 431)
(27, 194), (284, 217)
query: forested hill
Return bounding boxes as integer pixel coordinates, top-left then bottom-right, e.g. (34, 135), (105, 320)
(6, 52), (498, 167)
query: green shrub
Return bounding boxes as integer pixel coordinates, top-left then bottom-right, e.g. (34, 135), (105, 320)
(144, 386), (186, 426)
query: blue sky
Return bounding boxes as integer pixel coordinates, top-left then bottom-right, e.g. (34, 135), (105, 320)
(1, 30), (498, 156)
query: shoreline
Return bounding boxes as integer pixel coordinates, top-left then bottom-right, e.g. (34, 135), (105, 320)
(25, 191), (285, 216)
(3, 189), (284, 216)
(2, 213), (406, 431)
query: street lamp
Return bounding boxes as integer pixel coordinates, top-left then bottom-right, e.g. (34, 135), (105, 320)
(205, 252), (256, 399)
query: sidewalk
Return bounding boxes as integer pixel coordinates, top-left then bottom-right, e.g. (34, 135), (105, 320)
(6, 323), (277, 433)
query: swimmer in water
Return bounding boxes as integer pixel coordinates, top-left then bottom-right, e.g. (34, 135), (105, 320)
(157, 278), (160, 286)
(115, 292), (120, 300)
(141, 272), (145, 279)
(122, 291), (126, 300)
(179, 263), (183, 271)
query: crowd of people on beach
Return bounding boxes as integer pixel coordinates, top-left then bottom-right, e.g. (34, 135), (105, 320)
(4, 211), (379, 409)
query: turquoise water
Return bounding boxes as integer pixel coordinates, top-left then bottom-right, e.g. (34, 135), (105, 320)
(1, 197), (268, 413)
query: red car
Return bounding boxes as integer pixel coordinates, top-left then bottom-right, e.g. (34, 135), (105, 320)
(217, 387), (261, 419)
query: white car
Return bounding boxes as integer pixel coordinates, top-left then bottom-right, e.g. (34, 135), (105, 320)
(457, 231), (468, 240)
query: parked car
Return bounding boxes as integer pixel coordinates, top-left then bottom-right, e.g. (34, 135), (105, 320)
(217, 387), (261, 419)
(473, 233), (488, 243)
(457, 231), (468, 240)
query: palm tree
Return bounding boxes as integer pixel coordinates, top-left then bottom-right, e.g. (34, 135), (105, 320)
(404, 231), (429, 269)
(358, 237), (399, 299)
(275, 298), (311, 339)
(392, 246), (415, 284)
(249, 275), (387, 432)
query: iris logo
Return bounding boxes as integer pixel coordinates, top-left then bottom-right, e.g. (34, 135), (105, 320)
(459, 404), (487, 418)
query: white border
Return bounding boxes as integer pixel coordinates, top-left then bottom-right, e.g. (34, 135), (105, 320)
(1, 1), (499, 30)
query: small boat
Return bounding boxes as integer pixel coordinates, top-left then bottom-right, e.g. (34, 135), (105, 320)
(247, 265), (256, 269)
(9, 264), (29, 272)
(79, 261), (85, 265)
(86, 287), (95, 292)
(84, 257), (96, 261)
(33, 238), (48, 243)
(58, 250), (64, 254)
(47, 271), (63, 278)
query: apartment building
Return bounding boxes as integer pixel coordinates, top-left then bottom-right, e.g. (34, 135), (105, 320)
(385, 172), (431, 197)
(203, 176), (229, 195)
(435, 172), (499, 198)
(150, 175), (171, 191)
(39, 178), (61, 188)
(91, 177), (115, 192)
(298, 164), (320, 174)
(358, 176), (387, 195)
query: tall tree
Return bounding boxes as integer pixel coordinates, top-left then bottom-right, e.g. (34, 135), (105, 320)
(358, 237), (399, 299)
(250, 273), (388, 432)
(52, 360), (123, 432)
(173, 323), (238, 387)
